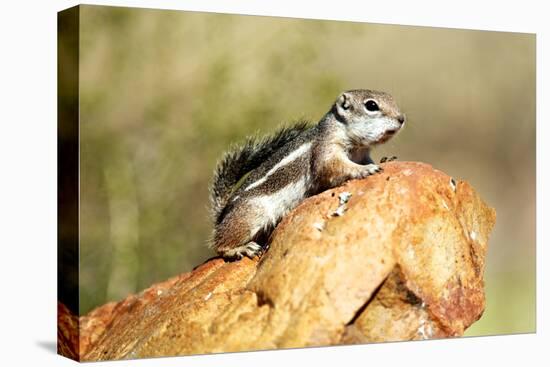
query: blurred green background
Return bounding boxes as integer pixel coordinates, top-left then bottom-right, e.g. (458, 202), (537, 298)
(77, 5), (535, 336)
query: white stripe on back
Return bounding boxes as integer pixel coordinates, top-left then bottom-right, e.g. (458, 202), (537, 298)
(244, 142), (311, 191)
(248, 175), (309, 235)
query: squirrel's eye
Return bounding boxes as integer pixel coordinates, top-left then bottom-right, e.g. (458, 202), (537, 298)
(365, 100), (379, 112)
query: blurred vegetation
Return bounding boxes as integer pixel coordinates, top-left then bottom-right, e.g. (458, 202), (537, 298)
(76, 5), (535, 337)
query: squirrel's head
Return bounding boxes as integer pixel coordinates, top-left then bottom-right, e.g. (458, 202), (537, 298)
(332, 89), (405, 146)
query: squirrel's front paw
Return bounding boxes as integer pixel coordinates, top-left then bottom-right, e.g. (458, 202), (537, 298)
(360, 164), (382, 178)
(380, 156), (397, 163)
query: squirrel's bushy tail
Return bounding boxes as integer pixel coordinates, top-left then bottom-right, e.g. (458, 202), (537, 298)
(209, 121), (310, 224)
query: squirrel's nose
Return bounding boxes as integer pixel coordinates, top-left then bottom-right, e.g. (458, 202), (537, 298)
(397, 114), (406, 125)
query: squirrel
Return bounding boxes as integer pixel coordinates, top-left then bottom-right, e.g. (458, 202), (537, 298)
(209, 89), (405, 259)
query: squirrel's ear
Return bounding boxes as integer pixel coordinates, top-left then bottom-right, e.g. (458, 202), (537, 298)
(335, 92), (352, 119)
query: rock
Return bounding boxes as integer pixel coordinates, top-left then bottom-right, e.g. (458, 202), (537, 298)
(57, 302), (79, 360)
(60, 162), (496, 361)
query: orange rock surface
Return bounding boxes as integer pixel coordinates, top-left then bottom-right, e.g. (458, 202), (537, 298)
(58, 162), (496, 361)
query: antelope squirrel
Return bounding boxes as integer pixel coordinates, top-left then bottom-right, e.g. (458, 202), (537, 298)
(209, 89), (405, 259)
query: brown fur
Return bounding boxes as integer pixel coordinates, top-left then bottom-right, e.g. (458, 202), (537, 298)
(214, 202), (256, 253)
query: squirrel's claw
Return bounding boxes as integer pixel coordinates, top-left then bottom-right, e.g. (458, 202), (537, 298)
(380, 156), (398, 163)
(360, 164), (383, 177)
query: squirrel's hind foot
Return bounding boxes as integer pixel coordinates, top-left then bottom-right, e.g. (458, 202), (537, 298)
(221, 242), (264, 260)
